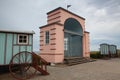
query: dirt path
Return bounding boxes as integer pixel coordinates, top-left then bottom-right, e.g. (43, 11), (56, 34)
(0, 58), (120, 80)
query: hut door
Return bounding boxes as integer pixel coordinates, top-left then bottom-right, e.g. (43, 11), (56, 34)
(64, 33), (82, 57)
(64, 18), (83, 57)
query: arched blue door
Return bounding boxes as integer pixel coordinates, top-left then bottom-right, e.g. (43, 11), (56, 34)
(64, 18), (83, 57)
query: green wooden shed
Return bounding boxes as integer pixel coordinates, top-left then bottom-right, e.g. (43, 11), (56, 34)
(0, 30), (35, 66)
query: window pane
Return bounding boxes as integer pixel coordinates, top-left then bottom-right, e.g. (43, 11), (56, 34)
(24, 36), (26, 39)
(19, 36), (22, 38)
(23, 40), (26, 43)
(45, 31), (49, 44)
(19, 40), (22, 43)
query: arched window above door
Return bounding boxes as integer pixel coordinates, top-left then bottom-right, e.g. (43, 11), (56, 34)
(64, 18), (83, 36)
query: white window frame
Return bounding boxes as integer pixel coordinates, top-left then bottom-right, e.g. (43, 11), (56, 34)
(64, 38), (68, 51)
(18, 34), (28, 45)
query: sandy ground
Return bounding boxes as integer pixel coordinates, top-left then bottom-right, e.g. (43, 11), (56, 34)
(0, 58), (120, 80)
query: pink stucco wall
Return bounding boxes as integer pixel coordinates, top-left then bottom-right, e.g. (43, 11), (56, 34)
(47, 8), (85, 31)
(40, 7), (90, 63)
(40, 23), (64, 63)
(83, 32), (90, 57)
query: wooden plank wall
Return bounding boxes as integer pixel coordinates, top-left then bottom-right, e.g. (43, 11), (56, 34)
(0, 32), (33, 66)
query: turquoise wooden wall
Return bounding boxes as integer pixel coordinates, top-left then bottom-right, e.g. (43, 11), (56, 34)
(0, 33), (5, 65)
(0, 32), (33, 65)
(6, 34), (13, 64)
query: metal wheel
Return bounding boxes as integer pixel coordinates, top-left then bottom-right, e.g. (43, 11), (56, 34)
(9, 51), (37, 80)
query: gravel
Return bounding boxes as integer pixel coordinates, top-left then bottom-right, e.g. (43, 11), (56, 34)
(0, 58), (120, 80)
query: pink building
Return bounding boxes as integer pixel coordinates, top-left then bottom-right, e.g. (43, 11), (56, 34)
(39, 7), (90, 63)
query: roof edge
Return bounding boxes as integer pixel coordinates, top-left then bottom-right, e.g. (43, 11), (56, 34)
(40, 22), (64, 29)
(0, 29), (35, 34)
(85, 31), (90, 33)
(47, 7), (85, 20)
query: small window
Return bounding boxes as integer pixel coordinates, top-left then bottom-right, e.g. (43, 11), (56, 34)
(45, 31), (49, 44)
(18, 34), (28, 44)
(64, 38), (68, 51)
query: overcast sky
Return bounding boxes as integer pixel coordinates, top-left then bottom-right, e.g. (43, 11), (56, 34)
(0, 0), (120, 51)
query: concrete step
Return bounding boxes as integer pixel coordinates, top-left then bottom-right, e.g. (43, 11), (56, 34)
(64, 57), (95, 66)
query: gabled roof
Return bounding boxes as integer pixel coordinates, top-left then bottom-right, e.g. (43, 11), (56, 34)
(47, 7), (85, 20)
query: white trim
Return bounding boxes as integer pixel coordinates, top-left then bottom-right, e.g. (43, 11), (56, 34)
(64, 38), (68, 51)
(64, 30), (82, 36)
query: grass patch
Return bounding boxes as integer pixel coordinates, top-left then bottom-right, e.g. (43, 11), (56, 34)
(90, 51), (102, 59)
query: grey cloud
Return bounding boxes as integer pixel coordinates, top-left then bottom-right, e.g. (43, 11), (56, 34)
(0, 0), (120, 51)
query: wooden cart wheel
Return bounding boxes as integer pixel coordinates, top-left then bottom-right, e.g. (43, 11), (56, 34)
(9, 51), (37, 80)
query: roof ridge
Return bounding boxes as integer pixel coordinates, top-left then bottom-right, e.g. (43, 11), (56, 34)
(47, 7), (85, 20)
